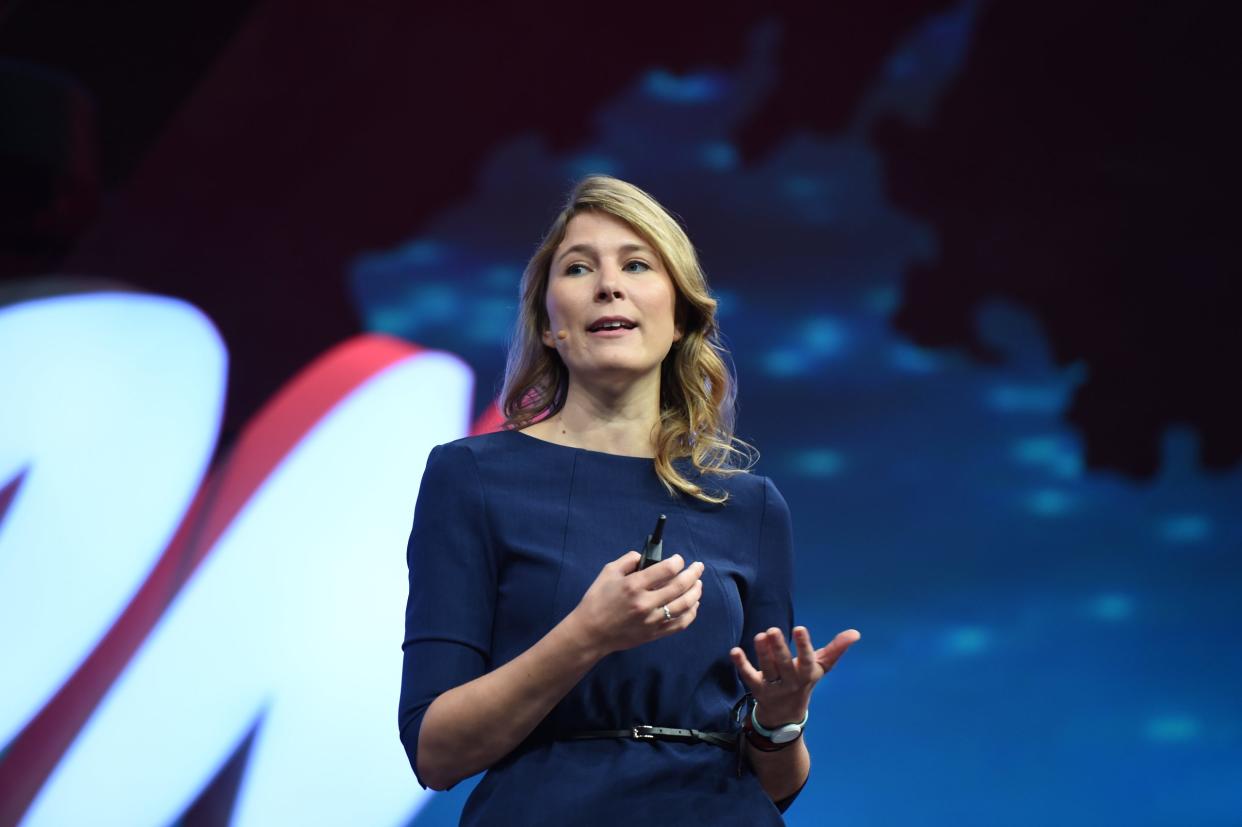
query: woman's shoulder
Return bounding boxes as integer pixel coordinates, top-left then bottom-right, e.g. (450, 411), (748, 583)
(422, 431), (524, 473)
(676, 459), (780, 514)
(422, 429), (579, 486)
(431, 430), (514, 458)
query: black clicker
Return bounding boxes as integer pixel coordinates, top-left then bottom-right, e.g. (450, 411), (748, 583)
(638, 514), (666, 570)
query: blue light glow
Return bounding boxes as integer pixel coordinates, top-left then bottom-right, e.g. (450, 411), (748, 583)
(987, 384), (1069, 414)
(1011, 435), (1082, 479)
(1086, 593), (1134, 622)
(791, 449), (846, 478)
(942, 626), (991, 656)
(1145, 715), (1201, 742)
(642, 70), (727, 103)
(800, 317), (848, 356)
(890, 342), (941, 373)
(1025, 488), (1074, 517)
(1159, 514), (1212, 544)
(699, 141), (738, 170)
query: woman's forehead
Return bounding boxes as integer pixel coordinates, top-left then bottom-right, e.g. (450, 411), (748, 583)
(558, 211), (651, 253)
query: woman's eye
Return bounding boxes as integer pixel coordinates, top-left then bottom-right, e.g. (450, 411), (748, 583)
(565, 263), (589, 276)
(624, 260), (651, 273)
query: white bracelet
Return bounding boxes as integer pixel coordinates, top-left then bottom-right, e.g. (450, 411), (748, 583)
(750, 702), (809, 744)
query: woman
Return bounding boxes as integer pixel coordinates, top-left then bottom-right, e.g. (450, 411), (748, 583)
(399, 176), (859, 824)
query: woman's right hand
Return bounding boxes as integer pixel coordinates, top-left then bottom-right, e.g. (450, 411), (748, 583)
(569, 551), (704, 657)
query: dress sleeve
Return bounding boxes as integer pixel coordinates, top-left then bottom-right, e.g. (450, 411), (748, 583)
(398, 442), (499, 789)
(740, 476), (795, 661)
(742, 476), (805, 814)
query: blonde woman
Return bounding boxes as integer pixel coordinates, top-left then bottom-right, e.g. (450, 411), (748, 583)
(399, 176), (859, 824)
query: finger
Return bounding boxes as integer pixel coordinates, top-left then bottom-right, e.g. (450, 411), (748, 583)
(613, 550), (642, 574)
(768, 627), (797, 676)
(650, 579), (702, 627)
(669, 578), (703, 615)
(730, 645), (764, 691)
(649, 561), (703, 606)
(755, 631), (780, 683)
(674, 598), (700, 630)
(631, 553), (685, 588)
(792, 626), (818, 680)
(814, 629), (861, 672)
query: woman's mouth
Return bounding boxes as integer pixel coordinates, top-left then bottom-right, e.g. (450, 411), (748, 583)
(586, 317), (638, 337)
(588, 326), (636, 338)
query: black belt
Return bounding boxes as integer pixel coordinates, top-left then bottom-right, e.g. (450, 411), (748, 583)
(561, 725), (737, 751)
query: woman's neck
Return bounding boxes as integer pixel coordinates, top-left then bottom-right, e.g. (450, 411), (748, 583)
(529, 373), (661, 458)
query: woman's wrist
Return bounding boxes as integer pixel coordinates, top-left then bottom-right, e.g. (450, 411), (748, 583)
(743, 716), (803, 752)
(557, 609), (612, 663)
(745, 728), (801, 751)
(745, 699), (808, 751)
(753, 703), (809, 732)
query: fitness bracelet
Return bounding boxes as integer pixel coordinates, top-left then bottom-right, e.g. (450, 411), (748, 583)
(748, 702), (809, 746)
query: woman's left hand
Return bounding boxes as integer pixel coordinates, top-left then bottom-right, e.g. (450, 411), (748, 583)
(730, 626), (860, 728)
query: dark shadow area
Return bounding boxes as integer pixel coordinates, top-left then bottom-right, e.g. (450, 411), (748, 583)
(873, 1), (1242, 477)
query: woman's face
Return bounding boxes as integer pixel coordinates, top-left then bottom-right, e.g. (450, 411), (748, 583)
(542, 211), (682, 388)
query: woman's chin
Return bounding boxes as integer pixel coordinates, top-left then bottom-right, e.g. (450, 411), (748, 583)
(568, 358), (661, 383)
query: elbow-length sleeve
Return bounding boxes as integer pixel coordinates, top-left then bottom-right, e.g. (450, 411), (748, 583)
(740, 476), (796, 659)
(741, 476), (806, 814)
(398, 442), (499, 789)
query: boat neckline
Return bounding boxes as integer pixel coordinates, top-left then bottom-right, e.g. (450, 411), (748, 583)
(505, 428), (657, 463)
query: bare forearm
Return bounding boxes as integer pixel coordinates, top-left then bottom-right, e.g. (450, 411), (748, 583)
(413, 550), (705, 790)
(746, 738), (810, 803)
(417, 613), (603, 790)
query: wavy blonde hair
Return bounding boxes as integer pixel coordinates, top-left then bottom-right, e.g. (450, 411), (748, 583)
(500, 175), (755, 503)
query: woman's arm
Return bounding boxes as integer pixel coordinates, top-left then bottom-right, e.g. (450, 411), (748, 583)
(414, 551), (705, 791)
(415, 610), (601, 790)
(730, 626), (860, 806)
(745, 737), (811, 803)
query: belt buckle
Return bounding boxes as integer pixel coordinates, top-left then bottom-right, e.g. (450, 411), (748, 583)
(631, 725), (656, 740)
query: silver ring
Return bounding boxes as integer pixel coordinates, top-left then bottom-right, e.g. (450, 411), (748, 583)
(764, 676), (783, 685)
(662, 605), (673, 621)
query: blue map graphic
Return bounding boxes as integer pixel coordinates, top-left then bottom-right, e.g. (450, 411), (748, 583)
(351, 6), (1242, 824)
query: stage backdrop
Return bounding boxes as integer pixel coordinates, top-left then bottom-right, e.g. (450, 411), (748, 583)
(2, 2), (1239, 825)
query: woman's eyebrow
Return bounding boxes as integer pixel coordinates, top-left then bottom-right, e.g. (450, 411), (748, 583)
(555, 243), (653, 263)
(555, 243), (596, 263)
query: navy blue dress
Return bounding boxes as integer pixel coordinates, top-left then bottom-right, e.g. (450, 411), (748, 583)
(399, 430), (800, 825)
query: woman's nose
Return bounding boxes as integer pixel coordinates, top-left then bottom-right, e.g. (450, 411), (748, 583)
(595, 265), (624, 301)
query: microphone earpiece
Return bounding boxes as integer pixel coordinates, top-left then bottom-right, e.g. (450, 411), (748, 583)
(556, 329), (569, 340)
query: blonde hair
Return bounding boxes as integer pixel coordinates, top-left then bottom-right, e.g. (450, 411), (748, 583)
(500, 175), (755, 503)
